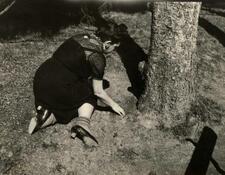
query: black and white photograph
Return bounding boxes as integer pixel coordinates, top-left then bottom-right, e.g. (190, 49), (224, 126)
(0, 0), (225, 174)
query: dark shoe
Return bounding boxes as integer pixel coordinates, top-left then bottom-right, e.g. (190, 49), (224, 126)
(28, 106), (51, 134)
(71, 117), (98, 144)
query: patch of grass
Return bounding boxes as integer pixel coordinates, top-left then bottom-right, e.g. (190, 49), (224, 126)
(116, 147), (139, 161)
(190, 95), (225, 124)
(42, 141), (59, 151)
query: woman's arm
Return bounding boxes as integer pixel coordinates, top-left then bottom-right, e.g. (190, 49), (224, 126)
(92, 79), (125, 117)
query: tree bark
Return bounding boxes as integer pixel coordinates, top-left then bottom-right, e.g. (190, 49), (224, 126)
(138, 2), (201, 127)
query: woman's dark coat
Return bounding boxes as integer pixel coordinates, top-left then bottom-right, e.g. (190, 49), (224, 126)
(33, 34), (106, 123)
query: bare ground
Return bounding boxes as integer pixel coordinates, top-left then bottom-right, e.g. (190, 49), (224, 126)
(0, 9), (225, 175)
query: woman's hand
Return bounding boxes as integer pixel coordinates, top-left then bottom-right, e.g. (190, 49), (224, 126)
(93, 79), (125, 117)
(103, 41), (120, 54)
(111, 103), (125, 117)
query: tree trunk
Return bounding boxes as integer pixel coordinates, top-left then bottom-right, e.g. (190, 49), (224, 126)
(138, 2), (201, 127)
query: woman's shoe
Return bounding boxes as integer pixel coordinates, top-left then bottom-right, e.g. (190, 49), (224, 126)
(71, 117), (98, 144)
(28, 106), (51, 134)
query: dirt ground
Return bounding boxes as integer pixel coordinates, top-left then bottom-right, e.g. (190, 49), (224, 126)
(0, 8), (225, 175)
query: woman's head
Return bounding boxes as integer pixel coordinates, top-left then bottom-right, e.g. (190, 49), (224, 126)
(84, 33), (120, 54)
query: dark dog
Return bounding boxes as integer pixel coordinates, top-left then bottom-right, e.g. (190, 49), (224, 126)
(97, 23), (148, 98)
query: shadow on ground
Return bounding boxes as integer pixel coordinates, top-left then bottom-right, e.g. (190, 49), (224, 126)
(199, 17), (225, 47)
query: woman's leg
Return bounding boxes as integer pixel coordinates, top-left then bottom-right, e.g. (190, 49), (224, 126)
(28, 108), (57, 134)
(71, 103), (98, 144)
(40, 113), (57, 128)
(41, 102), (94, 130)
(78, 103), (94, 119)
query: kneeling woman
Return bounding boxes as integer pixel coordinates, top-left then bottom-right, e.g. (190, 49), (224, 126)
(28, 33), (125, 144)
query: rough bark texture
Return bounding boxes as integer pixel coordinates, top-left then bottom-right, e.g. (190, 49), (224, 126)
(138, 2), (201, 127)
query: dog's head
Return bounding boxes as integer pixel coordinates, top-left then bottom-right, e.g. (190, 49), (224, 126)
(96, 22), (128, 43)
